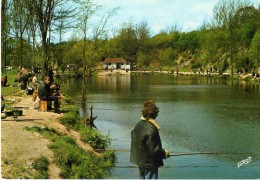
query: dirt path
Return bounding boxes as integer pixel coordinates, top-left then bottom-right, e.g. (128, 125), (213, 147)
(1, 94), (100, 179)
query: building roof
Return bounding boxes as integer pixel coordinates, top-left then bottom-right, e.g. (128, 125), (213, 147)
(103, 58), (127, 63)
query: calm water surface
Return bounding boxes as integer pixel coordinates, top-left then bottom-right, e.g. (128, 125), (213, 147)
(64, 75), (260, 179)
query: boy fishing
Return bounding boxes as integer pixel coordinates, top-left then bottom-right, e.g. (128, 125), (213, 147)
(130, 100), (170, 179)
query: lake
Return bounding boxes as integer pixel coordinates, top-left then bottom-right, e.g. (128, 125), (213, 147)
(63, 75), (260, 179)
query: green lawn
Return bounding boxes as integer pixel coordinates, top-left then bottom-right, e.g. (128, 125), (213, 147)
(1, 69), (21, 97)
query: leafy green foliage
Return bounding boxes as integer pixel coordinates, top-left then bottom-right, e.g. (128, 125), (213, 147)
(114, 22), (139, 64)
(59, 111), (82, 130)
(249, 29), (260, 67)
(178, 31), (201, 53)
(79, 126), (111, 150)
(60, 111), (112, 150)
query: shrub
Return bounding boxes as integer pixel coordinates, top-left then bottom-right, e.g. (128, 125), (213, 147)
(79, 126), (111, 150)
(59, 111), (81, 130)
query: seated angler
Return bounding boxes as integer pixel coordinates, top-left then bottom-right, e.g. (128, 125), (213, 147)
(38, 76), (64, 113)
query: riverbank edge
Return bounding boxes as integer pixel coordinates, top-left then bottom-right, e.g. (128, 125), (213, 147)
(97, 69), (260, 84)
(1, 94), (115, 179)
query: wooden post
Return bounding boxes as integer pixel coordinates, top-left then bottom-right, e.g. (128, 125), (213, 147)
(84, 106), (97, 129)
(90, 105), (93, 120)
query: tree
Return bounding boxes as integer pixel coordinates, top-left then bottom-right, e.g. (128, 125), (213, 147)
(10, 0), (31, 68)
(137, 52), (150, 68)
(90, 7), (118, 68)
(201, 29), (227, 66)
(212, 0), (252, 77)
(136, 21), (151, 53)
(115, 21), (138, 64)
(63, 40), (85, 67)
(178, 31), (201, 53)
(12, 40), (33, 67)
(74, 0), (99, 75)
(26, 3), (39, 66)
(249, 29), (260, 67)
(1, 0), (10, 73)
(235, 6), (259, 47)
(27, 0), (77, 76)
(53, 4), (77, 43)
(149, 32), (171, 49)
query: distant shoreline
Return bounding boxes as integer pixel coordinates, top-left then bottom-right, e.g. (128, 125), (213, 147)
(96, 69), (260, 83)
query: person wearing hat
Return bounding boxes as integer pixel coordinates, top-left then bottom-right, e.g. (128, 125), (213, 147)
(130, 100), (170, 179)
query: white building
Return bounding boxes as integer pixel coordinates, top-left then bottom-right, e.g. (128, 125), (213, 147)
(103, 58), (130, 70)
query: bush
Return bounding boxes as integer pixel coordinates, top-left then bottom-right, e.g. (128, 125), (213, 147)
(59, 111), (81, 130)
(79, 126), (111, 150)
(59, 110), (112, 151)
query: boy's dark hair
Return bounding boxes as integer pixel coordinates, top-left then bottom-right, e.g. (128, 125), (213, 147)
(142, 100), (159, 119)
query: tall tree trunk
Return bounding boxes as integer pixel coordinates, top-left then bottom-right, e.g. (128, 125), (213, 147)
(229, 27), (235, 78)
(20, 30), (23, 67)
(41, 32), (48, 77)
(1, 0), (7, 73)
(83, 35), (87, 75)
(2, 36), (7, 74)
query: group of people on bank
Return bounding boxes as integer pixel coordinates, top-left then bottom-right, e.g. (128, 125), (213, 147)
(237, 67), (260, 78)
(14, 66), (55, 90)
(15, 66), (64, 114)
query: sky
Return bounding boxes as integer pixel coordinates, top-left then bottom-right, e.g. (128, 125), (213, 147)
(92, 0), (219, 34)
(61, 0), (259, 41)
(90, 0), (259, 35)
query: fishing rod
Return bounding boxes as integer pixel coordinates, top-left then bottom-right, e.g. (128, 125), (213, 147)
(95, 149), (254, 156)
(60, 108), (79, 110)
(2, 118), (43, 121)
(62, 103), (84, 105)
(169, 152), (255, 156)
(103, 165), (220, 169)
(5, 106), (30, 109)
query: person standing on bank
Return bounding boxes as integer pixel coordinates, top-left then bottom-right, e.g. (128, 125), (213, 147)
(130, 100), (170, 179)
(16, 66), (29, 89)
(38, 76), (64, 114)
